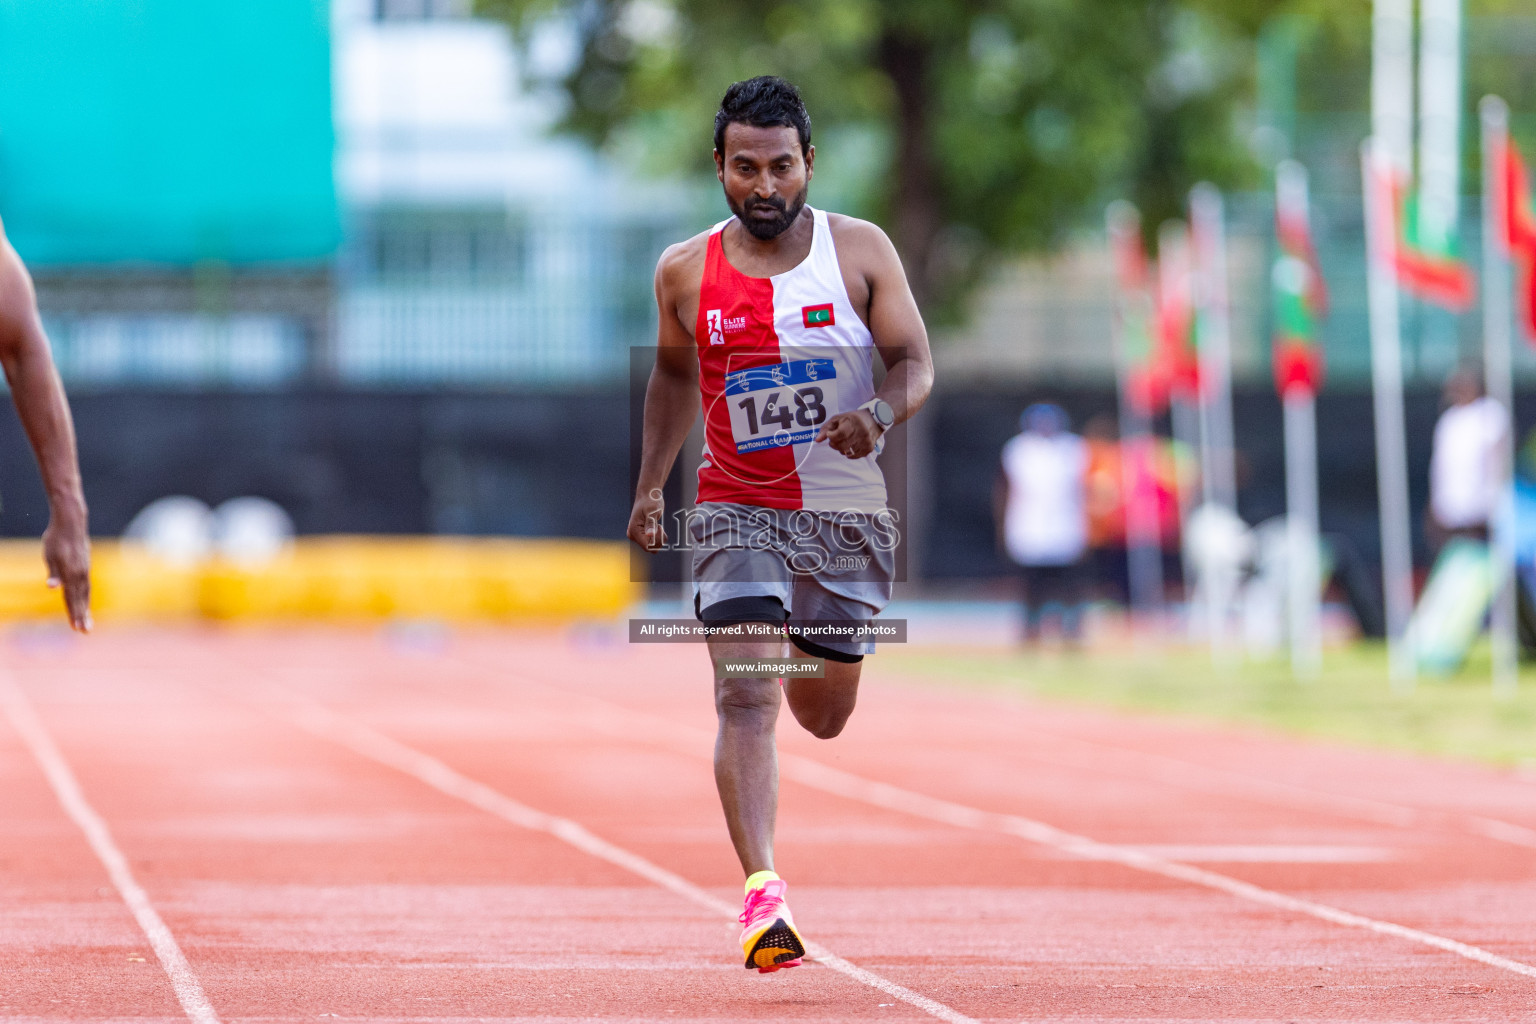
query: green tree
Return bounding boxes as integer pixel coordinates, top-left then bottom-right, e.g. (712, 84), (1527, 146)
(479, 0), (1279, 317)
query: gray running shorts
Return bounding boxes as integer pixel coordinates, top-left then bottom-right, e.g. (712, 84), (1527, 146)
(687, 501), (896, 658)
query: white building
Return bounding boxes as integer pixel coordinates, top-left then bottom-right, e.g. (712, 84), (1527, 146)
(331, 0), (694, 383)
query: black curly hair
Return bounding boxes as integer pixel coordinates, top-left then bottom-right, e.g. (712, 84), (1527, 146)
(713, 76), (811, 158)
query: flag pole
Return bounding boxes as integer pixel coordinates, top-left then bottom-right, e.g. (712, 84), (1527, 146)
(1284, 389), (1323, 676)
(1107, 202), (1165, 637)
(1416, 0), (1463, 369)
(1190, 185), (1238, 513)
(1417, 0), (1461, 243)
(1372, 0), (1414, 175)
(1413, 0), (1462, 242)
(1480, 95), (1518, 696)
(1190, 184), (1238, 659)
(1362, 138), (1418, 688)
(1277, 160), (1324, 678)
(1158, 221), (1204, 641)
(1368, 0), (1416, 686)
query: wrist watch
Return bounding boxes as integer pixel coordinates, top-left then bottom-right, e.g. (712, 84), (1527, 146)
(858, 398), (895, 432)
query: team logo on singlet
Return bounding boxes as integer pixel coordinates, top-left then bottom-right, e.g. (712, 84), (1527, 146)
(802, 303), (835, 328)
(706, 309), (749, 345)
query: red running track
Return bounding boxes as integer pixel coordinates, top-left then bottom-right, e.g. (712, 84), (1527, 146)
(2, 625), (1535, 1022)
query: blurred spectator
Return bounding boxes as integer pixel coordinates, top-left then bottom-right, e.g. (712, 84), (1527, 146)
(995, 403), (1089, 643)
(1428, 368), (1507, 548)
(1126, 434), (1191, 593)
(1082, 414), (1128, 603)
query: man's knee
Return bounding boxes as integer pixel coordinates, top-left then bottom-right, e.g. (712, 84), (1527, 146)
(792, 694), (855, 739)
(785, 668), (860, 740)
(714, 675), (781, 722)
(805, 711), (851, 740)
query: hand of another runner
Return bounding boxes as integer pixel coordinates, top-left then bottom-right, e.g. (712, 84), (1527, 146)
(816, 410), (883, 460)
(42, 511), (91, 633)
(626, 488), (668, 551)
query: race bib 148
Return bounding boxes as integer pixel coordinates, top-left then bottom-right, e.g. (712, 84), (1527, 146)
(722, 358), (839, 454)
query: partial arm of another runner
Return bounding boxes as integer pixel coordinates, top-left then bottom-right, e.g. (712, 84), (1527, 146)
(0, 223), (91, 631)
(627, 242), (703, 552)
(816, 220), (934, 460)
(992, 461), (1010, 555)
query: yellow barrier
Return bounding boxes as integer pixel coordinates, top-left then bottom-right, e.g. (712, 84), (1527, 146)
(0, 537), (638, 622)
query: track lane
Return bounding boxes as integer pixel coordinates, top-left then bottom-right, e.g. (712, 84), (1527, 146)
(873, 659), (1536, 843)
(232, 629), (1536, 1019)
(0, 672), (220, 1023)
(512, 638), (1536, 866)
(284, 697), (978, 1024)
(0, 676), (187, 1020)
(7, 631), (972, 1022)
(427, 638), (1536, 896)
(8, 626), (1536, 1022)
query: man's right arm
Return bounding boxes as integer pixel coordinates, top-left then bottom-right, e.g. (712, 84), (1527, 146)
(626, 242), (701, 552)
(0, 226), (91, 631)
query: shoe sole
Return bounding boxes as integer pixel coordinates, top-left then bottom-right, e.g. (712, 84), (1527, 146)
(743, 917), (807, 972)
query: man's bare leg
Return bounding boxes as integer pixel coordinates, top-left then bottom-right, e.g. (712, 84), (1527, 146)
(710, 636), (785, 876)
(784, 648), (861, 739)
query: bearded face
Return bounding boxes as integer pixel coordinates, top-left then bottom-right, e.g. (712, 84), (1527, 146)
(728, 185), (808, 241)
(716, 123), (813, 242)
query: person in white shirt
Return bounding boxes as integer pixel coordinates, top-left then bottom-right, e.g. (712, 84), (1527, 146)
(994, 403), (1090, 642)
(1428, 369), (1508, 547)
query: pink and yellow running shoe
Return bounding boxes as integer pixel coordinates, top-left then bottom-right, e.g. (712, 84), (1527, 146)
(739, 878), (806, 973)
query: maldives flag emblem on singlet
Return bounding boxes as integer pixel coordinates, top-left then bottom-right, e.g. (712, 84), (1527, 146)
(802, 303), (834, 328)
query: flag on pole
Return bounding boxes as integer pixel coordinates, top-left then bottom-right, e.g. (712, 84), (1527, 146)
(1156, 223), (1201, 401)
(1274, 160), (1325, 677)
(1109, 215), (1171, 414)
(1272, 176), (1329, 397)
(1416, 0), (1463, 309)
(1189, 184), (1239, 512)
(1497, 135), (1536, 339)
(1392, 180), (1477, 310)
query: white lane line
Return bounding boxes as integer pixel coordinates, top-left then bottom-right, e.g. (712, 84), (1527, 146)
(1019, 733), (1536, 850)
(0, 674), (221, 1024)
(775, 753), (1536, 982)
(968, 726), (1421, 829)
(1467, 815), (1536, 849)
(1099, 845), (1398, 864)
(464, 651), (1536, 850)
(287, 700), (979, 1024)
(467, 676), (1536, 983)
(964, 716), (1536, 849)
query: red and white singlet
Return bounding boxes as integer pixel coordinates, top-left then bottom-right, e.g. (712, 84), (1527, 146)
(694, 206), (887, 513)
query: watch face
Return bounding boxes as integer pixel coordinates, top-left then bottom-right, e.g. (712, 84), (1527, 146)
(874, 400), (894, 427)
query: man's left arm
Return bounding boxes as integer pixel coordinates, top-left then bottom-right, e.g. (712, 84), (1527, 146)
(816, 224), (934, 459)
(0, 232), (91, 631)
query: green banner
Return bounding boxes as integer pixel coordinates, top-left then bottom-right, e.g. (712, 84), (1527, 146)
(0, 0), (339, 266)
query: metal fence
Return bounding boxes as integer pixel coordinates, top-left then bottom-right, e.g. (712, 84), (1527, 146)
(33, 205), (682, 389)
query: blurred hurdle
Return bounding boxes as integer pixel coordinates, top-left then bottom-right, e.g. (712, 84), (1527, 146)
(0, 538), (637, 623)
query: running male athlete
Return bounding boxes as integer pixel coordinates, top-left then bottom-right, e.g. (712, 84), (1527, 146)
(627, 76), (933, 972)
(0, 218), (92, 631)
